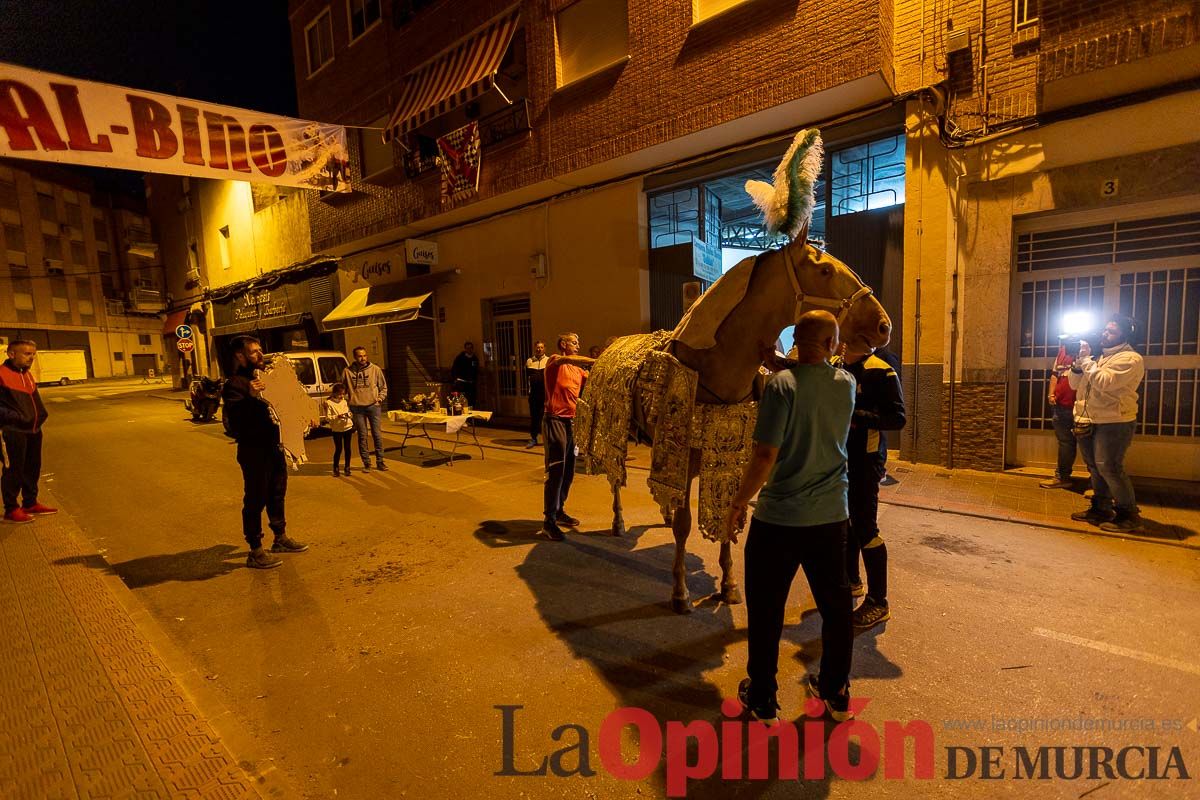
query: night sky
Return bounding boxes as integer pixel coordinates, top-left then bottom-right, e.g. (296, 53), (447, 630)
(0, 0), (297, 194)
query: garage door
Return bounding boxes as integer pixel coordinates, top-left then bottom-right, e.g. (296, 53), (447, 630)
(131, 354), (157, 376)
(1009, 204), (1200, 480)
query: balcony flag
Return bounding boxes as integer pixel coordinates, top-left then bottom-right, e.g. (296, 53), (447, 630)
(436, 121), (481, 203)
(0, 61), (351, 192)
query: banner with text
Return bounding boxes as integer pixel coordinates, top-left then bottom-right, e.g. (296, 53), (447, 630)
(0, 62), (351, 192)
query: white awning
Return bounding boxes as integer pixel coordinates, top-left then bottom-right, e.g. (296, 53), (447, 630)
(321, 289), (432, 330)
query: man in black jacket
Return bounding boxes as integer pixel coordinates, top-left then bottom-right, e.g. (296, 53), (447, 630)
(222, 336), (309, 569)
(840, 346), (906, 630)
(0, 340), (56, 524)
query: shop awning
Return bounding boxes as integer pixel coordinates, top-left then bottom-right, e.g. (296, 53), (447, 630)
(161, 309), (188, 335)
(382, 7), (520, 141)
(321, 288), (432, 331)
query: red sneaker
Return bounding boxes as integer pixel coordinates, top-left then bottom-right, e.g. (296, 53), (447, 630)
(4, 508), (34, 524)
(24, 503), (58, 516)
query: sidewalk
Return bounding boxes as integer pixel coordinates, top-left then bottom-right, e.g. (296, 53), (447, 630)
(0, 493), (271, 799)
(380, 418), (1200, 549)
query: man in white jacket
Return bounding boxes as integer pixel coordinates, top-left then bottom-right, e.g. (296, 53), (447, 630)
(1066, 314), (1145, 532)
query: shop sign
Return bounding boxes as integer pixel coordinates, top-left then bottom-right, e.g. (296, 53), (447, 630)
(212, 281), (307, 329)
(405, 238), (439, 266)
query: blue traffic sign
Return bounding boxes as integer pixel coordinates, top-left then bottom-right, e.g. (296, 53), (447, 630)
(176, 325), (193, 339)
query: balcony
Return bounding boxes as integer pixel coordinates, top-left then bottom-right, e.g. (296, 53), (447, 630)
(128, 288), (165, 314)
(402, 98), (531, 179)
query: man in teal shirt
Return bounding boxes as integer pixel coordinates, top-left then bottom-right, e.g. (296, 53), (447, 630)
(726, 310), (856, 724)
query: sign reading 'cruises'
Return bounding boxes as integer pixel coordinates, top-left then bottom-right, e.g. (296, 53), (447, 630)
(0, 61), (351, 192)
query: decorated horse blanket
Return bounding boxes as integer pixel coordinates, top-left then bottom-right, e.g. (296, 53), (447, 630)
(575, 332), (756, 543)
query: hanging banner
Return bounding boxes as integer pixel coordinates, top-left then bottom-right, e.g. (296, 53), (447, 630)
(437, 121), (480, 203)
(0, 61), (351, 192)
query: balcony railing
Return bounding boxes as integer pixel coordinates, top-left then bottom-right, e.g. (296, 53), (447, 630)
(402, 98), (532, 179)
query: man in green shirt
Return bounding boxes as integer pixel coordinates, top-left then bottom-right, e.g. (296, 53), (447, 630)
(727, 310), (856, 724)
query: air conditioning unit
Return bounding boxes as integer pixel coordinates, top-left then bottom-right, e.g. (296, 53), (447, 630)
(44, 258), (64, 275)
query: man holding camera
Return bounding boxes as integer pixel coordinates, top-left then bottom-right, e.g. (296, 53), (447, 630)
(1066, 314), (1145, 533)
(1040, 338), (1080, 489)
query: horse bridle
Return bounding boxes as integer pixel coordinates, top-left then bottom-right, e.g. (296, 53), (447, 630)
(782, 242), (874, 324)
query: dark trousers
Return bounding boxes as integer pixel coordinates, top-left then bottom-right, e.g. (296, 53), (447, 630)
(1077, 420), (1138, 512)
(847, 454), (888, 605)
(331, 430), (353, 468)
(543, 416), (575, 519)
(236, 442), (288, 549)
(1, 429), (42, 512)
(528, 389), (544, 441)
(1050, 405), (1078, 480)
(745, 517), (852, 702)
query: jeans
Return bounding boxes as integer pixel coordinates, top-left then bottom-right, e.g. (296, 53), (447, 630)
(331, 430), (353, 469)
(528, 388), (544, 442)
(744, 517), (852, 704)
(847, 454), (888, 604)
(351, 403), (385, 465)
(543, 416), (575, 519)
(1077, 421), (1137, 511)
(236, 442), (287, 549)
(1, 430), (42, 512)
(1050, 406), (1078, 480)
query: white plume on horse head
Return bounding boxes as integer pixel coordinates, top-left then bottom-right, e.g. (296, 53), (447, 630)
(744, 128), (824, 242)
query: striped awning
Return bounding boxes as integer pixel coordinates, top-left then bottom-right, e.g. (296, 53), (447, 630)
(382, 7), (519, 142)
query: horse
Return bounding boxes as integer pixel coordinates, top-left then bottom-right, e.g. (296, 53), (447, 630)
(575, 232), (892, 614)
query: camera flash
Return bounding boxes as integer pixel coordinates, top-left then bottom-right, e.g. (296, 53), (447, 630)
(1061, 310), (1094, 336)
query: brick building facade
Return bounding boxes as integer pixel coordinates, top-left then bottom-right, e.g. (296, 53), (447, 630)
(285, 0), (1200, 478)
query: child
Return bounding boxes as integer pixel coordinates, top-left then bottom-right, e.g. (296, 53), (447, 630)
(322, 384), (355, 476)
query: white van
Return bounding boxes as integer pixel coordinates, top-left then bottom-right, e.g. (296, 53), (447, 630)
(32, 350), (89, 385)
(265, 350), (349, 427)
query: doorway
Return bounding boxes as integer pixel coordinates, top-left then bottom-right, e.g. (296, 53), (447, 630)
(487, 295), (532, 418)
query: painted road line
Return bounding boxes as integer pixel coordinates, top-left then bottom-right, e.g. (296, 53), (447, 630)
(1033, 628), (1200, 676)
(48, 398), (69, 403)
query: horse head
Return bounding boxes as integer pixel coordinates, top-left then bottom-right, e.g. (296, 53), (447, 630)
(786, 238), (892, 355)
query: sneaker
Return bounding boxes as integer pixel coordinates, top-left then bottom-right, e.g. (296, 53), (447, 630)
(805, 674), (853, 722)
(1071, 506), (1115, 525)
(555, 512), (581, 527)
(1100, 510), (1143, 533)
(737, 678), (780, 725)
(376, 462), (389, 472)
(526, 439), (538, 449)
(362, 463), (371, 473)
(541, 519), (566, 541)
(849, 580), (866, 599)
(1039, 477), (1073, 489)
(246, 549), (283, 569)
(3, 508), (34, 524)
(271, 535), (309, 553)
(852, 599), (890, 630)
(343, 465), (352, 475)
(23, 503), (57, 515)
(333, 467), (340, 477)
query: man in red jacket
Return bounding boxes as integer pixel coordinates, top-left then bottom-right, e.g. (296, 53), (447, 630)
(0, 340), (56, 524)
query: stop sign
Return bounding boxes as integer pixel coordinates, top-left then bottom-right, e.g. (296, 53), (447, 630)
(176, 339), (195, 353)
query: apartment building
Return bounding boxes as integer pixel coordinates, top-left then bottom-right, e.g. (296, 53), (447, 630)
(286, 0), (1199, 478)
(0, 160), (167, 380)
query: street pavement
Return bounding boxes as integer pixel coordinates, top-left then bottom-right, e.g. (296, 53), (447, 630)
(11, 388), (1200, 798)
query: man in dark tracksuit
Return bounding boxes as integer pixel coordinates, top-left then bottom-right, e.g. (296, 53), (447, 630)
(0, 340), (57, 524)
(222, 336), (308, 569)
(842, 347), (905, 630)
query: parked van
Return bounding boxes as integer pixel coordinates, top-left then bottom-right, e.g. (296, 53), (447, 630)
(32, 350), (89, 385)
(266, 350), (349, 429)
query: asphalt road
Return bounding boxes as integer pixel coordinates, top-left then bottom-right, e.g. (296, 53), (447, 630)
(42, 389), (1200, 799)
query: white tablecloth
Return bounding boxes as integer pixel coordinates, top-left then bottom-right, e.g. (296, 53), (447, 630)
(387, 409), (492, 434)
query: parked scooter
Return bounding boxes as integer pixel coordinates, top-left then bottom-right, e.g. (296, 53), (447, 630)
(185, 376), (223, 422)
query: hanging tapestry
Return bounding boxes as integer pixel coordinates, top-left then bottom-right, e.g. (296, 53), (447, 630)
(437, 122), (481, 202)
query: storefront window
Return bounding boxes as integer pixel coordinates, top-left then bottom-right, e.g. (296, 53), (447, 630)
(830, 133), (906, 216)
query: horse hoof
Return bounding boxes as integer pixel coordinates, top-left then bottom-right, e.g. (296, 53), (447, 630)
(611, 519), (624, 537)
(722, 586), (744, 605)
(671, 597), (692, 615)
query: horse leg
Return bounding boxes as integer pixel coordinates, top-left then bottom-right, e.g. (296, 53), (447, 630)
(719, 541), (742, 605)
(611, 484), (625, 537)
(670, 455), (700, 614)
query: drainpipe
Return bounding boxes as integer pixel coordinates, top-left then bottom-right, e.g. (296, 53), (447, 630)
(946, 158), (965, 470)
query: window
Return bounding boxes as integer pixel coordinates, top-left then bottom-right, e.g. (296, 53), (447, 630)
(43, 235), (62, 261)
(219, 225), (232, 270)
(77, 279), (95, 318)
(93, 216), (108, 244)
(830, 133), (906, 216)
(360, 115), (394, 178)
(1014, 0), (1038, 28)
(37, 192), (56, 220)
(348, 0), (381, 40)
(694, 0), (751, 22)
(70, 240), (86, 267)
(13, 278), (34, 311)
(318, 356), (347, 384)
(0, 181), (17, 210)
(4, 223), (24, 252)
(98, 250), (112, 270)
(114, 351), (124, 362)
(288, 356), (316, 385)
(555, 0), (628, 87)
(305, 10), (335, 76)
(138, 334), (152, 346)
(65, 203), (83, 229)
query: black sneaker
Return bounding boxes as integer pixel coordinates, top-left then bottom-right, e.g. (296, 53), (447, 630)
(852, 599), (890, 630)
(805, 674), (853, 722)
(333, 467), (340, 477)
(376, 461), (389, 471)
(1071, 506), (1115, 525)
(362, 463), (371, 473)
(555, 512), (581, 527)
(1100, 510), (1143, 533)
(737, 678), (779, 725)
(343, 465), (352, 475)
(541, 519), (565, 541)
(850, 580), (866, 599)
(246, 549), (283, 570)
(271, 536), (309, 553)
